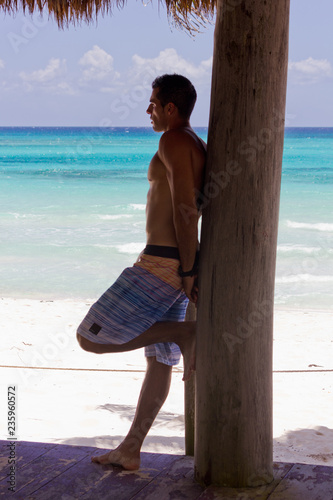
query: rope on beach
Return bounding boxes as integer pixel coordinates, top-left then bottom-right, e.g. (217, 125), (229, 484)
(1, 365), (333, 373)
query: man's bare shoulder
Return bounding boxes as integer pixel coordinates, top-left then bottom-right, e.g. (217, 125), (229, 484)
(159, 127), (206, 157)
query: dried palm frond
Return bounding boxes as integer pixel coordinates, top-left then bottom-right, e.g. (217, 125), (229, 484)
(163, 0), (216, 33)
(0, 0), (216, 33)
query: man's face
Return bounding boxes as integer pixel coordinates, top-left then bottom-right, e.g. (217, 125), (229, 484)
(146, 88), (168, 132)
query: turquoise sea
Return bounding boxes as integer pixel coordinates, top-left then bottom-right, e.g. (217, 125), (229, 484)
(1, 127), (332, 309)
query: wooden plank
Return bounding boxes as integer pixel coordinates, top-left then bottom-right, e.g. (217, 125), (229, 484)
(76, 451), (180, 500)
(132, 455), (204, 500)
(184, 375), (195, 456)
(0, 440), (57, 481)
(185, 301), (196, 457)
(1, 443), (93, 498)
(268, 463), (333, 500)
(197, 463), (293, 499)
(24, 450), (177, 500)
(3, 441), (333, 500)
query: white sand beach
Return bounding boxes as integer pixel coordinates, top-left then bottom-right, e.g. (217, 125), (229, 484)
(1, 298), (332, 466)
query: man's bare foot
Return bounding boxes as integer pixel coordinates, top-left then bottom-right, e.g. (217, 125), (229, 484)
(91, 446), (140, 471)
(178, 323), (196, 382)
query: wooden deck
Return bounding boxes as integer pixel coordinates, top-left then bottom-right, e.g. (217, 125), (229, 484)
(1, 440), (333, 499)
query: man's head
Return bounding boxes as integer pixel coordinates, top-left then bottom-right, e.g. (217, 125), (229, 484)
(151, 74), (197, 120)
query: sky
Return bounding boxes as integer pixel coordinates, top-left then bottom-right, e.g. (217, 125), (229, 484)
(0, 0), (332, 127)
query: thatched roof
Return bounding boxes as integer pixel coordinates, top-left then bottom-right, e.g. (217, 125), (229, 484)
(0, 0), (216, 32)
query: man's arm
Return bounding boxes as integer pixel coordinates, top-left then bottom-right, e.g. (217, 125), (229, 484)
(158, 130), (200, 301)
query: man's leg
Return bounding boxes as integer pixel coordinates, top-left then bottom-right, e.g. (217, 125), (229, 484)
(77, 320), (196, 381)
(91, 356), (172, 470)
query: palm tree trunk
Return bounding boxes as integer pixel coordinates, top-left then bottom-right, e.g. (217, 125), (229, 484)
(195, 0), (290, 487)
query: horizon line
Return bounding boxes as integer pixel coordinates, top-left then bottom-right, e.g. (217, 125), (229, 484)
(1, 125), (333, 129)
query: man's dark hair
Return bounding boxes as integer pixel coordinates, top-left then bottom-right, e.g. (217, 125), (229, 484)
(152, 74), (197, 120)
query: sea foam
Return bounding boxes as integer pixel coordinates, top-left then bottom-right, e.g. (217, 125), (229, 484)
(277, 245), (322, 254)
(287, 220), (333, 232)
(276, 274), (333, 284)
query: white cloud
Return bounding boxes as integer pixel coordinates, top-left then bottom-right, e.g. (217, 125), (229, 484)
(20, 58), (66, 83)
(0, 59), (4, 70)
(55, 82), (76, 94)
(130, 48), (212, 85)
(79, 45), (120, 84)
(288, 57), (333, 84)
(104, 49), (212, 124)
(6, 48), (212, 104)
(18, 58), (75, 94)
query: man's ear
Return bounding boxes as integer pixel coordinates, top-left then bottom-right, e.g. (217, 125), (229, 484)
(166, 102), (176, 115)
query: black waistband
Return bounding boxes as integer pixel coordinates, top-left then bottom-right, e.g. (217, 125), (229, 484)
(143, 245), (180, 260)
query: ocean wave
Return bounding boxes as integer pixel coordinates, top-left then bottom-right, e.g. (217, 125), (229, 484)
(96, 214), (134, 220)
(276, 274), (333, 284)
(115, 243), (145, 254)
(129, 204), (146, 210)
(286, 220), (333, 232)
(6, 212), (45, 220)
(277, 244), (322, 254)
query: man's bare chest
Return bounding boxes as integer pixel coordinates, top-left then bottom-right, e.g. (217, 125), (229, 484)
(147, 152), (167, 182)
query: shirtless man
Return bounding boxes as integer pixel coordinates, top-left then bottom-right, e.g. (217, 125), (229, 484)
(76, 74), (206, 470)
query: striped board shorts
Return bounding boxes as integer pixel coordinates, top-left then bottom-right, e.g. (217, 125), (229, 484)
(77, 250), (189, 366)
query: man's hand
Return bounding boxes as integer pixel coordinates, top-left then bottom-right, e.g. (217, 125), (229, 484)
(182, 275), (199, 305)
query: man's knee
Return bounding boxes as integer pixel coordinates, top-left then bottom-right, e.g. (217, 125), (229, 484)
(76, 331), (85, 348)
(76, 332), (98, 353)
